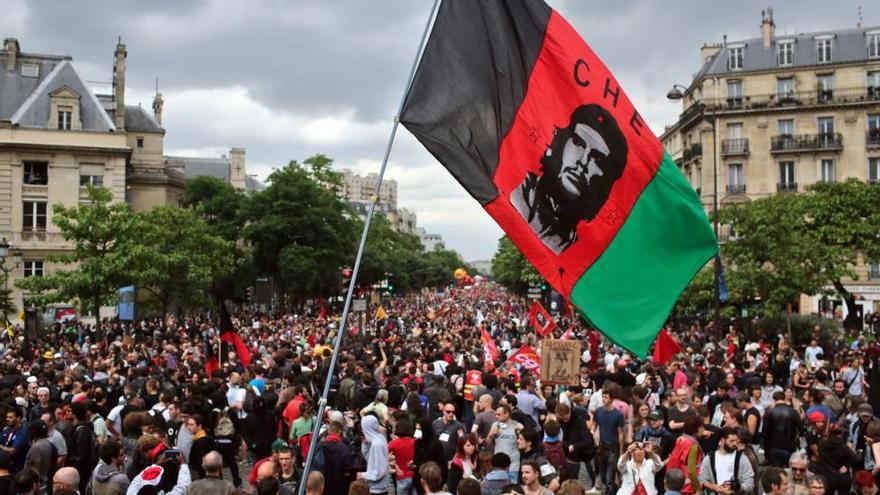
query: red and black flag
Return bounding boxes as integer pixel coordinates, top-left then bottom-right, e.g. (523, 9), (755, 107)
(205, 339), (219, 377)
(528, 300), (556, 337)
(400, 0), (716, 356)
(219, 300), (252, 368)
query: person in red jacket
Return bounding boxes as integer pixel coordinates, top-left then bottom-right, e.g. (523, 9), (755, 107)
(665, 416), (704, 494)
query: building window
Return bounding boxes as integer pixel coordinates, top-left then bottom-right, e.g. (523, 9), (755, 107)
(818, 116), (835, 136)
(779, 161), (796, 189)
(869, 262), (880, 280)
(136, 137), (144, 148)
(869, 158), (880, 183)
(869, 114), (880, 145)
(23, 161), (48, 185)
(728, 47), (744, 70)
(777, 77), (795, 100)
(727, 163), (744, 193)
(820, 159), (836, 182)
(816, 38), (833, 63)
(869, 71), (880, 99)
(79, 175), (104, 187)
(23, 201), (47, 231)
(777, 41), (794, 66)
(816, 74), (834, 101)
(23, 261), (43, 278)
(727, 80), (743, 108)
(778, 119), (795, 137)
(57, 106), (72, 130)
(868, 33), (880, 59)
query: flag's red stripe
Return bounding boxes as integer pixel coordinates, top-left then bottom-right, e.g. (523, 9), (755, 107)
(221, 331), (252, 368)
(488, 11), (663, 298)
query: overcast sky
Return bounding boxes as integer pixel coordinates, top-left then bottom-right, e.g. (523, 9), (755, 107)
(2, 0), (877, 261)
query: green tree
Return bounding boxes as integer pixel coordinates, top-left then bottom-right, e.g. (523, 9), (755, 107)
(15, 187), (133, 332)
(243, 156), (357, 303)
(803, 179), (880, 328)
(126, 207), (235, 320)
(491, 235), (542, 294)
(0, 275), (16, 323)
(717, 193), (826, 315)
(182, 176), (251, 302)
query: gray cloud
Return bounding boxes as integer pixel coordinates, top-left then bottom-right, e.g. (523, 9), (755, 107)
(4, 0), (878, 260)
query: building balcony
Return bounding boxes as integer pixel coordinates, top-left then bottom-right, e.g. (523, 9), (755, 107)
(726, 184), (747, 194)
(770, 133), (842, 153)
(700, 87), (880, 112)
(682, 142), (702, 161)
(721, 138), (749, 156)
(21, 184), (48, 197)
(777, 182), (798, 192)
(868, 130), (880, 148)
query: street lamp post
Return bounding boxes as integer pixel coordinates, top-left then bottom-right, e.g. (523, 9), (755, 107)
(667, 85), (722, 336)
(0, 238), (23, 323)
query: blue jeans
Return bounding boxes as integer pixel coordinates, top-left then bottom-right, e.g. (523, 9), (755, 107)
(597, 446), (620, 495)
(397, 477), (415, 495)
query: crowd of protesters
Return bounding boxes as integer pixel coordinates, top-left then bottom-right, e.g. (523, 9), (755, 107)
(0, 285), (878, 495)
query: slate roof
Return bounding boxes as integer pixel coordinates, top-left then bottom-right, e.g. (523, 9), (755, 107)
(167, 155), (266, 192)
(124, 105), (163, 132)
(0, 51), (115, 131)
(695, 26), (880, 81)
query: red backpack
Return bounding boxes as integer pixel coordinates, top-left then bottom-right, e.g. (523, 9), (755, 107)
(542, 441), (570, 481)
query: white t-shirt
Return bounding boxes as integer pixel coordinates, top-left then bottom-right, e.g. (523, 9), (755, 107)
(107, 404), (124, 434)
(713, 451), (736, 485)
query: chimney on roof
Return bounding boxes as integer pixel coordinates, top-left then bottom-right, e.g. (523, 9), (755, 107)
(700, 43), (722, 67)
(113, 37), (127, 130)
(152, 92), (163, 125)
(761, 8), (775, 48)
(229, 147), (247, 190)
(4, 38), (19, 72)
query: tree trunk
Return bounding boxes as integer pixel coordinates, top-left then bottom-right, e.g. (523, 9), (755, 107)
(833, 280), (861, 331)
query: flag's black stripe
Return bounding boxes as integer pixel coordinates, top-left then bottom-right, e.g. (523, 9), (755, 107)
(400, 0), (552, 206)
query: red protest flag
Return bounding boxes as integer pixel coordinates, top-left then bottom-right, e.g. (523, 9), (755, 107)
(528, 300), (557, 337)
(400, 0), (716, 357)
(481, 327), (500, 369)
(652, 328), (681, 366)
(219, 299), (252, 368)
(507, 345), (541, 375)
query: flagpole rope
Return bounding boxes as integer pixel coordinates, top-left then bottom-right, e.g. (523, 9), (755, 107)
(296, 0), (442, 492)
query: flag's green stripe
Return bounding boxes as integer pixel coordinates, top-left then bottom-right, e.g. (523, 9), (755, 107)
(571, 152), (717, 357)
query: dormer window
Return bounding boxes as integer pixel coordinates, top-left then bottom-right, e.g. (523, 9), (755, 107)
(869, 31), (880, 59)
(728, 46), (744, 70)
(48, 86), (81, 131)
(777, 40), (793, 66)
(58, 106), (72, 130)
(816, 36), (833, 64)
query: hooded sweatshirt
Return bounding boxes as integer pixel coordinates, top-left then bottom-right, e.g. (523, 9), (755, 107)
(92, 460), (131, 495)
(360, 415), (390, 494)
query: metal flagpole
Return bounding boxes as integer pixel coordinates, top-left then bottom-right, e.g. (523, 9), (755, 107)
(296, 0), (442, 492)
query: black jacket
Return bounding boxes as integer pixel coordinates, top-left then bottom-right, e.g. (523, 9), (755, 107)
(69, 421), (98, 493)
(313, 435), (355, 495)
(560, 408), (594, 462)
(762, 403), (801, 452)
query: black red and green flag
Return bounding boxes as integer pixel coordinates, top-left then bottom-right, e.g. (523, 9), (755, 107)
(400, 0), (717, 357)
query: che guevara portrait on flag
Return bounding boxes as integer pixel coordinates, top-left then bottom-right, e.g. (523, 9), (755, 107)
(510, 104), (628, 254)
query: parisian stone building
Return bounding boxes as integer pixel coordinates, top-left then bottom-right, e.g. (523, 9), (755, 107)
(660, 9), (880, 315)
(0, 37), (260, 314)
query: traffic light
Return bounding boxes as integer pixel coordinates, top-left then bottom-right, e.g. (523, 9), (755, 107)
(245, 287), (253, 302)
(540, 283), (548, 291)
(387, 284), (394, 292)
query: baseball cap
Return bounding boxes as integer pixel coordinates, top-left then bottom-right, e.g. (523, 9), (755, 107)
(648, 411), (663, 421)
(43, 351), (53, 360)
(328, 410), (344, 424)
(858, 403), (874, 417)
(271, 439), (289, 452)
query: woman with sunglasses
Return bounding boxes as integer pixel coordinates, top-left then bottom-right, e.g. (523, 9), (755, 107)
(615, 441), (663, 495)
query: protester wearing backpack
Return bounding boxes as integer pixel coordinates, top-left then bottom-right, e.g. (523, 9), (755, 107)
(69, 402), (98, 494)
(213, 408), (242, 487)
(698, 428), (754, 495)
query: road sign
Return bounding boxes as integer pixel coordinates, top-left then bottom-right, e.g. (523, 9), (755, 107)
(352, 299), (367, 312)
(527, 287), (541, 300)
